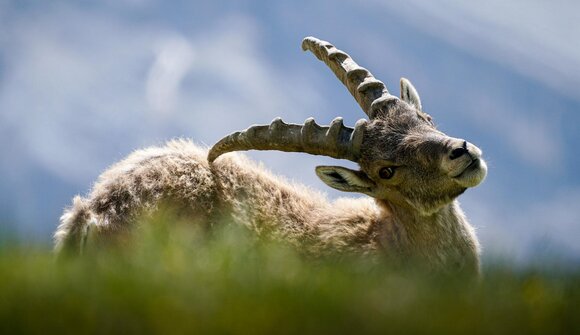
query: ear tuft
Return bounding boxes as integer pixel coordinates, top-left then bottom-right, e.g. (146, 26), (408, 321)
(400, 77), (422, 111)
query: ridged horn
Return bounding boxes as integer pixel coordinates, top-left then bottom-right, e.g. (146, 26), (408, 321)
(208, 117), (368, 163)
(302, 36), (398, 119)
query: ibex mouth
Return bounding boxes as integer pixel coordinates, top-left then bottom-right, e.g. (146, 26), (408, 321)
(452, 158), (487, 188)
(454, 159), (480, 178)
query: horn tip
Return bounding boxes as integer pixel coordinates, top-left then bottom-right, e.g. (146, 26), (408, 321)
(207, 150), (218, 163)
(301, 36), (318, 51)
(301, 36), (329, 52)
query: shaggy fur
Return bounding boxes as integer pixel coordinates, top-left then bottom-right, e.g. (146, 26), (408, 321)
(55, 139), (480, 274)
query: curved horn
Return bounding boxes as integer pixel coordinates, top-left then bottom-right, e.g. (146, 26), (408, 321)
(302, 36), (398, 119)
(208, 117), (367, 163)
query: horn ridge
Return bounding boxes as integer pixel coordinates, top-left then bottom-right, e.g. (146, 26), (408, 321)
(302, 36), (396, 118)
(207, 118), (367, 163)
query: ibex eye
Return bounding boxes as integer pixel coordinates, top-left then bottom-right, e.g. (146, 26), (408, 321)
(379, 167), (395, 179)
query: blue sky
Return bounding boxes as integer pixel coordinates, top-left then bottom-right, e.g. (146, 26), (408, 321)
(1, 0), (579, 263)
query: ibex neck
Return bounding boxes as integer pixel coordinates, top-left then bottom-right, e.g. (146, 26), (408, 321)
(384, 201), (463, 229)
(377, 200), (480, 274)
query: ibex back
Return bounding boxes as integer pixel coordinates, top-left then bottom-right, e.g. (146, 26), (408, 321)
(55, 37), (487, 275)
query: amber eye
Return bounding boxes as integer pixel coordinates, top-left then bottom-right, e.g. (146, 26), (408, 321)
(379, 167), (395, 179)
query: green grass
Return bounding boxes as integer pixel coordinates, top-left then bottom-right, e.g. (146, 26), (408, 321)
(0, 219), (579, 335)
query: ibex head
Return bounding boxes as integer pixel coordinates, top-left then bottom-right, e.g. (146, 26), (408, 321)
(209, 37), (487, 215)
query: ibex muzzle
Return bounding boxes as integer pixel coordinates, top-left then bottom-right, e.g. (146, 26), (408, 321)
(209, 37), (487, 216)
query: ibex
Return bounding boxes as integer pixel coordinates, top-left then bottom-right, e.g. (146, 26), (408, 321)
(55, 37), (487, 274)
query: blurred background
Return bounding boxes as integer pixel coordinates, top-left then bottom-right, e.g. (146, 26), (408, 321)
(0, 0), (578, 264)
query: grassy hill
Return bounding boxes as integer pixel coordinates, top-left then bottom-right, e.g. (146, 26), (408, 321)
(1, 220), (578, 334)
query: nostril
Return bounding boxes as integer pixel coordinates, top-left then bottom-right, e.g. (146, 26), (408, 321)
(449, 144), (468, 160)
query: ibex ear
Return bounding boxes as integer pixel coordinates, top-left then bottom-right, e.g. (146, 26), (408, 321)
(400, 77), (422, 111)
(315, 166), (375, 194)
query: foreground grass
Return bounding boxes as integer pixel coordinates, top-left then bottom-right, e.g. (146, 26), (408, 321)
(0, 222), (579, 334)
